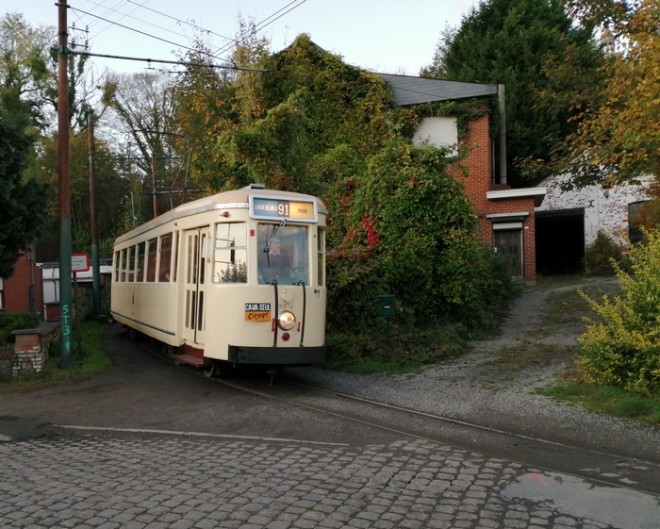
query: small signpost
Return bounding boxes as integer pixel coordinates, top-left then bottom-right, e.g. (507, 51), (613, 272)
(71, 252), (90, 273)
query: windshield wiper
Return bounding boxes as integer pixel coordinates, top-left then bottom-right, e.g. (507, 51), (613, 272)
(262, 219), (287, 267)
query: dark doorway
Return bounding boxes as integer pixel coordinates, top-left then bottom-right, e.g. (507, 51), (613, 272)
(536, 210), (584, 275)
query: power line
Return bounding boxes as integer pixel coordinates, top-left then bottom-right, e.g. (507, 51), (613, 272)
(83, 0), (205, 46)
(66, 0), (310, 70)
(125, 0), (233, 42)
(211, 0), (309, 59)
(69, 5), (203, 57)
(67, 48), (267, 72)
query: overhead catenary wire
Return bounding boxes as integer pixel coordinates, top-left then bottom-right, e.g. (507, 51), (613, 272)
(65, 48), (267, 72)
(68, 5), (207, 59)
(124, 0), (234, 42)
(211, 0), (309, 59)
(65, 0), (311, 69)
(80, 0), (206, 47)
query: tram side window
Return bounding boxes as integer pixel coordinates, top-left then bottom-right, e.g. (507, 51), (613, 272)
(159, 233), (172, 282)
(146, 238), (158, 282)
(135, 242), (145, 282)
(317, 227), (325, 287)
(119, 249), (127, 281)
(114, 251), (120, 282)
(128, 246), (137, 281)
(172, 231), (179, 282)
(213, 222), (247, 283)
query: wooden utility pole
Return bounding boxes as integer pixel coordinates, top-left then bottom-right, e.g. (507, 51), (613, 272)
(57, 0), (73, 367)
(88, 113), (101, 315)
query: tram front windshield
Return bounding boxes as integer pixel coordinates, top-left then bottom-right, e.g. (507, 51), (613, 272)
(257, 224), (309, 285)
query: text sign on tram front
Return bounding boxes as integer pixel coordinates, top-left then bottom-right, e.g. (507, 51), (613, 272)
(250, 196), (317, 222)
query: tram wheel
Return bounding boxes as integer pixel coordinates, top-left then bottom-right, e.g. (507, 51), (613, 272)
(202, 361), (217, 378)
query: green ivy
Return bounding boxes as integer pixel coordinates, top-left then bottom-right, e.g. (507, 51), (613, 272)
(206, 34), (515, 363)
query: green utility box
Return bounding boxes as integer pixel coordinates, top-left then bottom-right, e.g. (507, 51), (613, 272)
(376, 294), (396, 317)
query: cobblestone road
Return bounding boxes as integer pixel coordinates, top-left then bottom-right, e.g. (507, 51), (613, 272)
(1, 428), (658, 529)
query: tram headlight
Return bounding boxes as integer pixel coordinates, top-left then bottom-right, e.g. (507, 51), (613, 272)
(278, 310), (296, 330)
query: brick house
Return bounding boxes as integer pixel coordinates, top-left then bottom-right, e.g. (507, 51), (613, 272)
(0, 249), (43, 314)
(381, 74), (545, 284)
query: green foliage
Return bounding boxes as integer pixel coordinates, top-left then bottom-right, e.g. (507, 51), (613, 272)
(538, 382), (660, 425)
(172, 33), (516, 368)
(583, 231), (623, 275)
(0, 13), (54, 113)
(326, 140), (515, 332)
(203, 35), (516, 361)
(0, 312), (40, 345)
(577, 229), (660, 396)
(425, 0), (602, 186)
(0, 88), (47, 277)
(10, 322), (111, 385)
(326, 323), (468, 374)
(29, 131), (130, 260)
(552, 0), (659, 187)
(213, 35), (395, 196)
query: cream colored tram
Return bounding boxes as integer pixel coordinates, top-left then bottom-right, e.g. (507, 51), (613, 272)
(111, 185), (327, 375)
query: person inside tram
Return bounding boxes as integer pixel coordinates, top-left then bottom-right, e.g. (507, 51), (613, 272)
(259, 236), (292, 283)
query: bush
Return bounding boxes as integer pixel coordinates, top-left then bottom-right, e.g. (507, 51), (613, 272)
(584, 231), (623, 275)
(0, 312), (40, 345)
(577, 229), (660, 396)
(325, 141), (516, 369)
(326, 323), (468, 373)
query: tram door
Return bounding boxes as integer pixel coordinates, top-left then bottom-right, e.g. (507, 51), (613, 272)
(183, 227), (208, 346)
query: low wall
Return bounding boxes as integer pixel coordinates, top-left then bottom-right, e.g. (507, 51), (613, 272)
(8, 323), (60, 378)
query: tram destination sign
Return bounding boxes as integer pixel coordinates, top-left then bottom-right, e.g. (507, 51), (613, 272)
(250, 196), (317, 222)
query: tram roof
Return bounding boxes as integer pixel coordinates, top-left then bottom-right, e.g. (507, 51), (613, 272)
(114, 186), (327, 245)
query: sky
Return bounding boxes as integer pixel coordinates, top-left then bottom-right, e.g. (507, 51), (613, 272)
(12, 0), (480, 76)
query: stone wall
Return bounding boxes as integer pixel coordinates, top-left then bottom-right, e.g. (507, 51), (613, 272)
(7, 323), (59, 378)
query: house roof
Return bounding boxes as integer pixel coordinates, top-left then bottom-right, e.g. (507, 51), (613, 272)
(378, 73), (499, 107)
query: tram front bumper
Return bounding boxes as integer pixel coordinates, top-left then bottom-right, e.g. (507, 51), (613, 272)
(228, 345), (327, 366)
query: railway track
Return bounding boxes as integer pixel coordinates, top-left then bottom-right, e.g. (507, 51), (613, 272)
(207, 369), (660, 496)
(134, 337), (660, 496)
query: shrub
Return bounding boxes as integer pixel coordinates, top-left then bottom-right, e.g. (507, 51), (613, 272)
(577, 228), (660, 396)
(0, 312), (40, 345)
(584, 231), (623, 275)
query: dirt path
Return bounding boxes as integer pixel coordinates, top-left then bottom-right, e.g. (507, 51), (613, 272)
(451, 276), (620, 387)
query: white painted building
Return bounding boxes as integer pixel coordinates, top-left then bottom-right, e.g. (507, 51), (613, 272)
(534, 174), (653, 274)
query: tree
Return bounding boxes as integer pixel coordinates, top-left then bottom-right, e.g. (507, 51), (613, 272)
(29, 130), (130, 261)
(102, 71), (182, 221)
(549, 0), (659, 187)
(0, 13), (53, 110)
(0, 89), (47, 277)
(0, 12), (97, 133)
(424, 0), (602, 186)
(171, 38), (239, 192)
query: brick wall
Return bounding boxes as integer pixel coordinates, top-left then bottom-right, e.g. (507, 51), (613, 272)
(8, 323), (59, 378)
(451, 114), (539, 284)
(2, 250), (43, 313)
